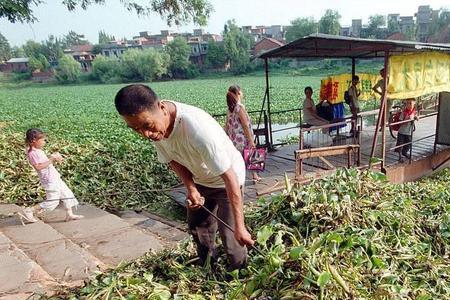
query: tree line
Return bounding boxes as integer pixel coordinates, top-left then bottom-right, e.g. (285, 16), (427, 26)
(2, 4), (449, 85)
(285, 8), (450, 42)
(0, 18), (256, 84)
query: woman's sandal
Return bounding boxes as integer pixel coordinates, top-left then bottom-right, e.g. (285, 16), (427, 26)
(252, 176), (262, 184)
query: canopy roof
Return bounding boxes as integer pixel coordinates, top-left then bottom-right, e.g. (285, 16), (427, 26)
(7, 57), (29, 63)
(259, 33), (450, 59)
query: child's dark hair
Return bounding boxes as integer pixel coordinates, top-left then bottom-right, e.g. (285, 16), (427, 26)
(115, 84), (159, 116)
(227, 85), (241, 113)
(352, 75), (360, 81)
(304, 86), (313, 93)
(25, 128), (45, 152)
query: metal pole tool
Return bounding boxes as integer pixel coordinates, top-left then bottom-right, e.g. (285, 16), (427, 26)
(187, 198), (264, 256)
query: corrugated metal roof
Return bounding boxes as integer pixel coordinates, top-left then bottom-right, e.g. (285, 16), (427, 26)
(259, 33), (450, 59)
(7, 57), (29, 63)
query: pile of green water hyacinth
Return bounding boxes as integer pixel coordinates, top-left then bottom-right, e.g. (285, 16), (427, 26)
(61, 168), (450, 300)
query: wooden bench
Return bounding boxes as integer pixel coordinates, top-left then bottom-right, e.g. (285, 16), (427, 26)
(295, 144), (361, 180)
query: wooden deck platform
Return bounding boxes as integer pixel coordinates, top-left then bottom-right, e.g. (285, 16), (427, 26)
(170, 114), (448, 204)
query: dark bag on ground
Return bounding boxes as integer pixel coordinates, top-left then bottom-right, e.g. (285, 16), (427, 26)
(316, 101), (334, 121)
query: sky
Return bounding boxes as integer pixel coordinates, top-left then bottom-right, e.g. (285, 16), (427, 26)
(1, 0), (450, 46)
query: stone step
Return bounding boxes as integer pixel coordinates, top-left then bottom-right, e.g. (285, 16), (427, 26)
(0, 203), (181, 297)
(117, 210), (188, 243)
(0, 205), (103, 287)
(0, 232), (57, 298)
(42, 204), (166, 267)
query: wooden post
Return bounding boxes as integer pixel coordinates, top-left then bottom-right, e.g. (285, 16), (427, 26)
(348, 150), (352, 168)
(380, 51), (389, 171)
(351, 58), (356, 77)
(265, 58), (274, 150)
(369, 51), (389, 169)
(299, 129), (304, 150)
(434, 92), (442, 154)
(357, 124), (362, 166)
(297, 128), (304, 180)
(296, 154), (303, 180)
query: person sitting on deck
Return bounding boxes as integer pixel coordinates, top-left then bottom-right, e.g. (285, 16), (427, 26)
(302, 86), (330, 127)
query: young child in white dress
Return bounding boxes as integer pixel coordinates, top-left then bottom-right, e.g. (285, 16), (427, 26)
(19, 128), (84, 224)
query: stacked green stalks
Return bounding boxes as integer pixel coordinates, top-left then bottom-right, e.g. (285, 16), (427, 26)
(59, 168), (450, 300)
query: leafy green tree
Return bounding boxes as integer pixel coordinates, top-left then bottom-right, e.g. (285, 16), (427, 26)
(166, 37), (192, 78)
(427, 9), (450, 39)
(0, 32), (11, 61)
(22, 38), (62, 64)
(204, 40), (226, 69)
(366, 15), (386, 38)
(285, 17), (318, 42)
(137, 49), (170, 80)
(55, 55), (80, 83)
(28, 53), (49, 71)
(119, 49), (169, 81)
(318, 10), (341, 35)
(1, 0), (213, 26)
(404, 25), (416, 41)
(62, 31), (89, 49)
(91, 55), (120, 83)
(23, 40), (42, 58)
(11, 46), (25, 57)
(388, 18), (401, 35)
(0, 0), (41, 23)
(223, 20), (253, 74)
(98, 30), (115, 44)
(437, 9), (450, 29)
(92, 44), (103, 55)
(41, 35), (64, 63)
(369, 15), (385, 29)
(28, 56), (42, 71)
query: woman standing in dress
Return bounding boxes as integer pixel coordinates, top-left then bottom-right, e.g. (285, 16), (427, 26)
(225, 85), (262, 184)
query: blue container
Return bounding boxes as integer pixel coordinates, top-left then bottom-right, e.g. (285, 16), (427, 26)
(330, 103), (346, 132)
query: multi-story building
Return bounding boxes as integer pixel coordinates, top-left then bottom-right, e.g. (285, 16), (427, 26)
(387, 14), (400, 24)
(241, 25), (287, 42)
(399, 16), (415, 36)
(117, 29), (222, 65)
(351, 19), (362, 37)
(64, 44), (95, 71)
(416, 5), (433, 42)
(265, 25), (285, 40)
(100, 41), (138, 58)
(187, 36), (209, 65)
(415, 5), (440, 42)
(340, 26), (351, 36)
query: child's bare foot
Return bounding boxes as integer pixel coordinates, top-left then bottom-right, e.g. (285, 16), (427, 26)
(65, 214), (84, 222)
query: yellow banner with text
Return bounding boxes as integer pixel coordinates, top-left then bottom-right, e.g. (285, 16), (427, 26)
(388, 52), (450, 99)
(320, 73), (381, 104)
